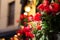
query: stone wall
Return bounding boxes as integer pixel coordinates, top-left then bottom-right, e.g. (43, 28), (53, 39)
(0, 0), (21, 32)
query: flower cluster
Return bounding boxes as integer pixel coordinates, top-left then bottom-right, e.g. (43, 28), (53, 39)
(20, 12), (42, 25)
(17, 26), (34, 39)
(16, 12), (42, 40)
(37, 0), (59, 15)
(16, 0), (60, 40)
(36, 0), (60, 40)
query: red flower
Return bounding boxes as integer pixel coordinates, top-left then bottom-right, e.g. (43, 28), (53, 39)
(37, 4), (44, 11)
(58, 0), (60, 2)
(44, 6), (51, 13)
(23, 27), (31, 32)
(17, 29), (24, 35)
(17, 26), (34, 38)
(20, 14), (27, 20)
(49, 2), (59, 13)
(28, 15), (33, 22)
(37, 26), (41, 30)
(37, 0), (51, 14)
(25, 32), (34, 38)
(37, 5), (51, 14)
(37, 0), (49, 9)
(37, 4), (51, 13)
(23, 22), (27, 25)
(23, 27), (34, 38)
(23, 14), (27, 18)
(20, 14), (24, 20)
(42, 0), (49, 6)
(34, 12), (42, 21)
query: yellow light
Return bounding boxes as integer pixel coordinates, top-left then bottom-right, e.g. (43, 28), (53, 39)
(14, 35), (18, 37)
(24, 12), (28, 15)
(2, 38), (5, 40)
(17, 33), (20, 36)
(25, 6), (31, 12)
(29, 0), (33, 2)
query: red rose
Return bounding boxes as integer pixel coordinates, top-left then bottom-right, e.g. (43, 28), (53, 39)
(23, 27), (31, 32)
(58, 0), (60, 2)
(42, 0), (49, 6)
(20, 14), (24, 20)
(23, 14), (27, 18)
(34, 12), (42, 21)
(28, 15), (33, 22)
(37, 4), (50, 13)
(17, 29), (24, 35)
(37, 3), (50, 13)
(23, 27), (34, 38)
(23, 22), (27, 25)
(20, 14), (27, 20)
(37, 4), (44, 11)
(37, 0), (49, 11)
(49, 3), (59, 13)
(44, 6), (51, 13)
(37, 26), (41, 30)
(25, 32), (34, 38)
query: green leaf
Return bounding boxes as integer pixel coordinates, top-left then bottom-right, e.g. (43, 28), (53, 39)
(36, 0), (39, 6)
(33, 29), (37, 34)
(23, 18), (28, 22)
(42, 21), (49, 29)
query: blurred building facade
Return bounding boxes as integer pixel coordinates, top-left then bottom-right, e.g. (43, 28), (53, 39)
(0, 0), (21, 32)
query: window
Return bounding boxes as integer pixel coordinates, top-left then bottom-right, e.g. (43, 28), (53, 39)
(8, 2), (15, 26)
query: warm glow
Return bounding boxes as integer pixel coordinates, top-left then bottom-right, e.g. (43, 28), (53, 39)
(25, 6), (31, 12)
(24, 12), (28, 15)
(14, 35), (18, 37)
(17, 33), (20, 36)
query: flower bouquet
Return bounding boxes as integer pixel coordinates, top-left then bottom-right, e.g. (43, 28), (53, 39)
(16, 0), (60, 40)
